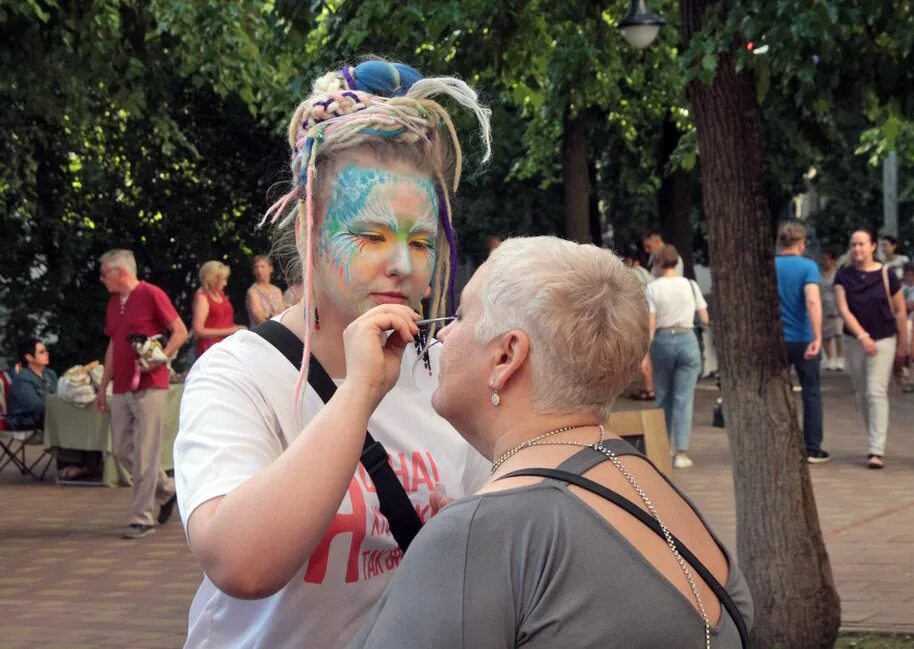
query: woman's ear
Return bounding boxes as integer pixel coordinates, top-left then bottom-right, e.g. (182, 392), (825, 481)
(489, 330), (530, 391)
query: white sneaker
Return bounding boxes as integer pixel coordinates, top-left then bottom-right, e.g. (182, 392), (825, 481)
(835, 357), (845, 371)
(673, 454), (694, 469)
(824, 357), (835, 371)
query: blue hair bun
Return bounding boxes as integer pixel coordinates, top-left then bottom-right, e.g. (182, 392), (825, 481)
(352, 61), (423, 97)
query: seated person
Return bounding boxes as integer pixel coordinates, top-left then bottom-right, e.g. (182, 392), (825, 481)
(349, 237), (753, 648)
(6, 338), (57, 431)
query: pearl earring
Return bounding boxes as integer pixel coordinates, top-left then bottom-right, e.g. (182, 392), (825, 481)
(489, 379), (500, 406)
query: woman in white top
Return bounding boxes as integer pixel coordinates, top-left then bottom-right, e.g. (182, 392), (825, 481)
(644, 245), (709, 468)
(174, 60), (492, 649)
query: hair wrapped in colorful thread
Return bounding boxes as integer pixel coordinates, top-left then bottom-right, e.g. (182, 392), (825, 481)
(262, 60), (491, 402)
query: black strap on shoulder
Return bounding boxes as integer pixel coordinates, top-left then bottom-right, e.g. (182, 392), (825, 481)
(253, 320), (423, 552)
(500, 467), (749, 648)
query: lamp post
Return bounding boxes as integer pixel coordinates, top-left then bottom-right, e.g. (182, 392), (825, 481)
(616, 0), (666, 49)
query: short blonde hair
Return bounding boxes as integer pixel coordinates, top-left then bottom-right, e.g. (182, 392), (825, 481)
(475, 237), (650, 419)
(99, 249), (137, 275)
(199, 260), (230, 289)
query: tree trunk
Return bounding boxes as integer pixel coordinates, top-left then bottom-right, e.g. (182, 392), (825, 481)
(563, 109), (592, 243)
(679, 2), (841, 648)
(657, 115), (695, 278)
(589, 158), (603, 245)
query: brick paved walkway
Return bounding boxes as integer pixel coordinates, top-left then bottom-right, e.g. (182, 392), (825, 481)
(671, 372), (914, 634)
(1, 371), (912, 647)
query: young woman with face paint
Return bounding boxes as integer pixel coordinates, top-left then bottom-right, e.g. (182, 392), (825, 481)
(173, 62), (491, 649)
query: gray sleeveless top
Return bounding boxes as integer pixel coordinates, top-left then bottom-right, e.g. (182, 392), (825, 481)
(348, 439), (754, 649)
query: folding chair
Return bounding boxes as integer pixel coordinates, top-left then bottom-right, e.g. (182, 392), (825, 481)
(0, 428), (54, 480)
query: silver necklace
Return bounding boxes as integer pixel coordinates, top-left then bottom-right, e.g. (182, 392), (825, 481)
(491, 424), (712, 648)
(490, 424), (598, 475)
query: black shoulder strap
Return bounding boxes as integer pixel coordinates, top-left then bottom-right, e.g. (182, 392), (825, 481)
(501, 467), (749, 648)
(253, 320), (423, 552)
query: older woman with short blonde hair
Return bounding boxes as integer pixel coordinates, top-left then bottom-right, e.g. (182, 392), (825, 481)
(192, 260), (244, 358)
(349, 236), (752, 649)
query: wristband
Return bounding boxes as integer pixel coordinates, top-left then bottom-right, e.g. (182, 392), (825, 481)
(857, 332), (870, 340)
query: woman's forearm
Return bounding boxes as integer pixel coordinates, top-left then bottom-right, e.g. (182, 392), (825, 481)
(194, 325), (239, 339)
(835, 289), (868, 339)
(247, 290), (268, 324)
(187, 381), (380, 599)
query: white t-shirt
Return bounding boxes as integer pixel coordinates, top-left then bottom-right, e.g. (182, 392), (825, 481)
(175, 329), (490, 649)
(645, 277), (708, 329)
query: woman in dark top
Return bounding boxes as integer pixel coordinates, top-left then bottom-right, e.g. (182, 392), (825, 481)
(834, 229), (909, 469)
(349, 237), (752, 649)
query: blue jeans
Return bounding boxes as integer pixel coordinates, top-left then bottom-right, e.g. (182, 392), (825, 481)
(650, 330), (702, 453)
(785, 342), (823, 454)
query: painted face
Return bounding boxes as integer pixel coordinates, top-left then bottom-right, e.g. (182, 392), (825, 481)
(316, 162), (438, 318)
(849, 231), (876, 264)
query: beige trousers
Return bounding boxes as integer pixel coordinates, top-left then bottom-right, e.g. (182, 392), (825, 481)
(110, 389), (175, 526)
(843, 336), (897, 456)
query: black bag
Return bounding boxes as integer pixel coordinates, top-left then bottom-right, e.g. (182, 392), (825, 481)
(253, 320), (423, 553)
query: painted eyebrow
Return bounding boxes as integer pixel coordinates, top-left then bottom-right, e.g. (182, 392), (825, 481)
(356, 200), (437, 237)
(353, 198), (400, 232)
(349, 214), (398, 231)
(409, 210), (437, 235)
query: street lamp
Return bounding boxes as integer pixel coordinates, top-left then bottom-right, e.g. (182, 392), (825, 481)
(616, 0), (666, 49)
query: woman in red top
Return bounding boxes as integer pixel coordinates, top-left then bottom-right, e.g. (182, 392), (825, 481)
(192, 261), (245, 358)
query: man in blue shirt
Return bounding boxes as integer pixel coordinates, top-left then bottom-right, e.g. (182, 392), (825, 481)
(6, 338), (58, 431)
(775, 222), (828, 463)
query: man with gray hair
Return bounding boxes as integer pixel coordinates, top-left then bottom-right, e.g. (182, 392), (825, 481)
(95, 249), (189, 538)
(775, 222), (828, 463)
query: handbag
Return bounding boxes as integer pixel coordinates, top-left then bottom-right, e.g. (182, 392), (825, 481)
(253, 320), (423, 552)
(881, 266), (897, 315)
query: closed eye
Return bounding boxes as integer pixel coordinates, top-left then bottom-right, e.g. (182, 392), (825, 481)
(347, 228), (384, 243)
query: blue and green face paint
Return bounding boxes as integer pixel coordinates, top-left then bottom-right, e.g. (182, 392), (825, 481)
(316, 162), (439, 316)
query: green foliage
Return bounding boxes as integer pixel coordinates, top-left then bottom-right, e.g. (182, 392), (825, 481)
(5, 0), (914, 367)
(278, 0), (688, 247)
(680, 0), (914, 247)
(0, 0), (286, 368)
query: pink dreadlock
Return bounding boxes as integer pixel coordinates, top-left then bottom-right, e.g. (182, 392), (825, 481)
(262, 61), (491, 404)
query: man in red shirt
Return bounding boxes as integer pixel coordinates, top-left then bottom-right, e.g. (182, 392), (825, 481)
(94, 249), (189, 539)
